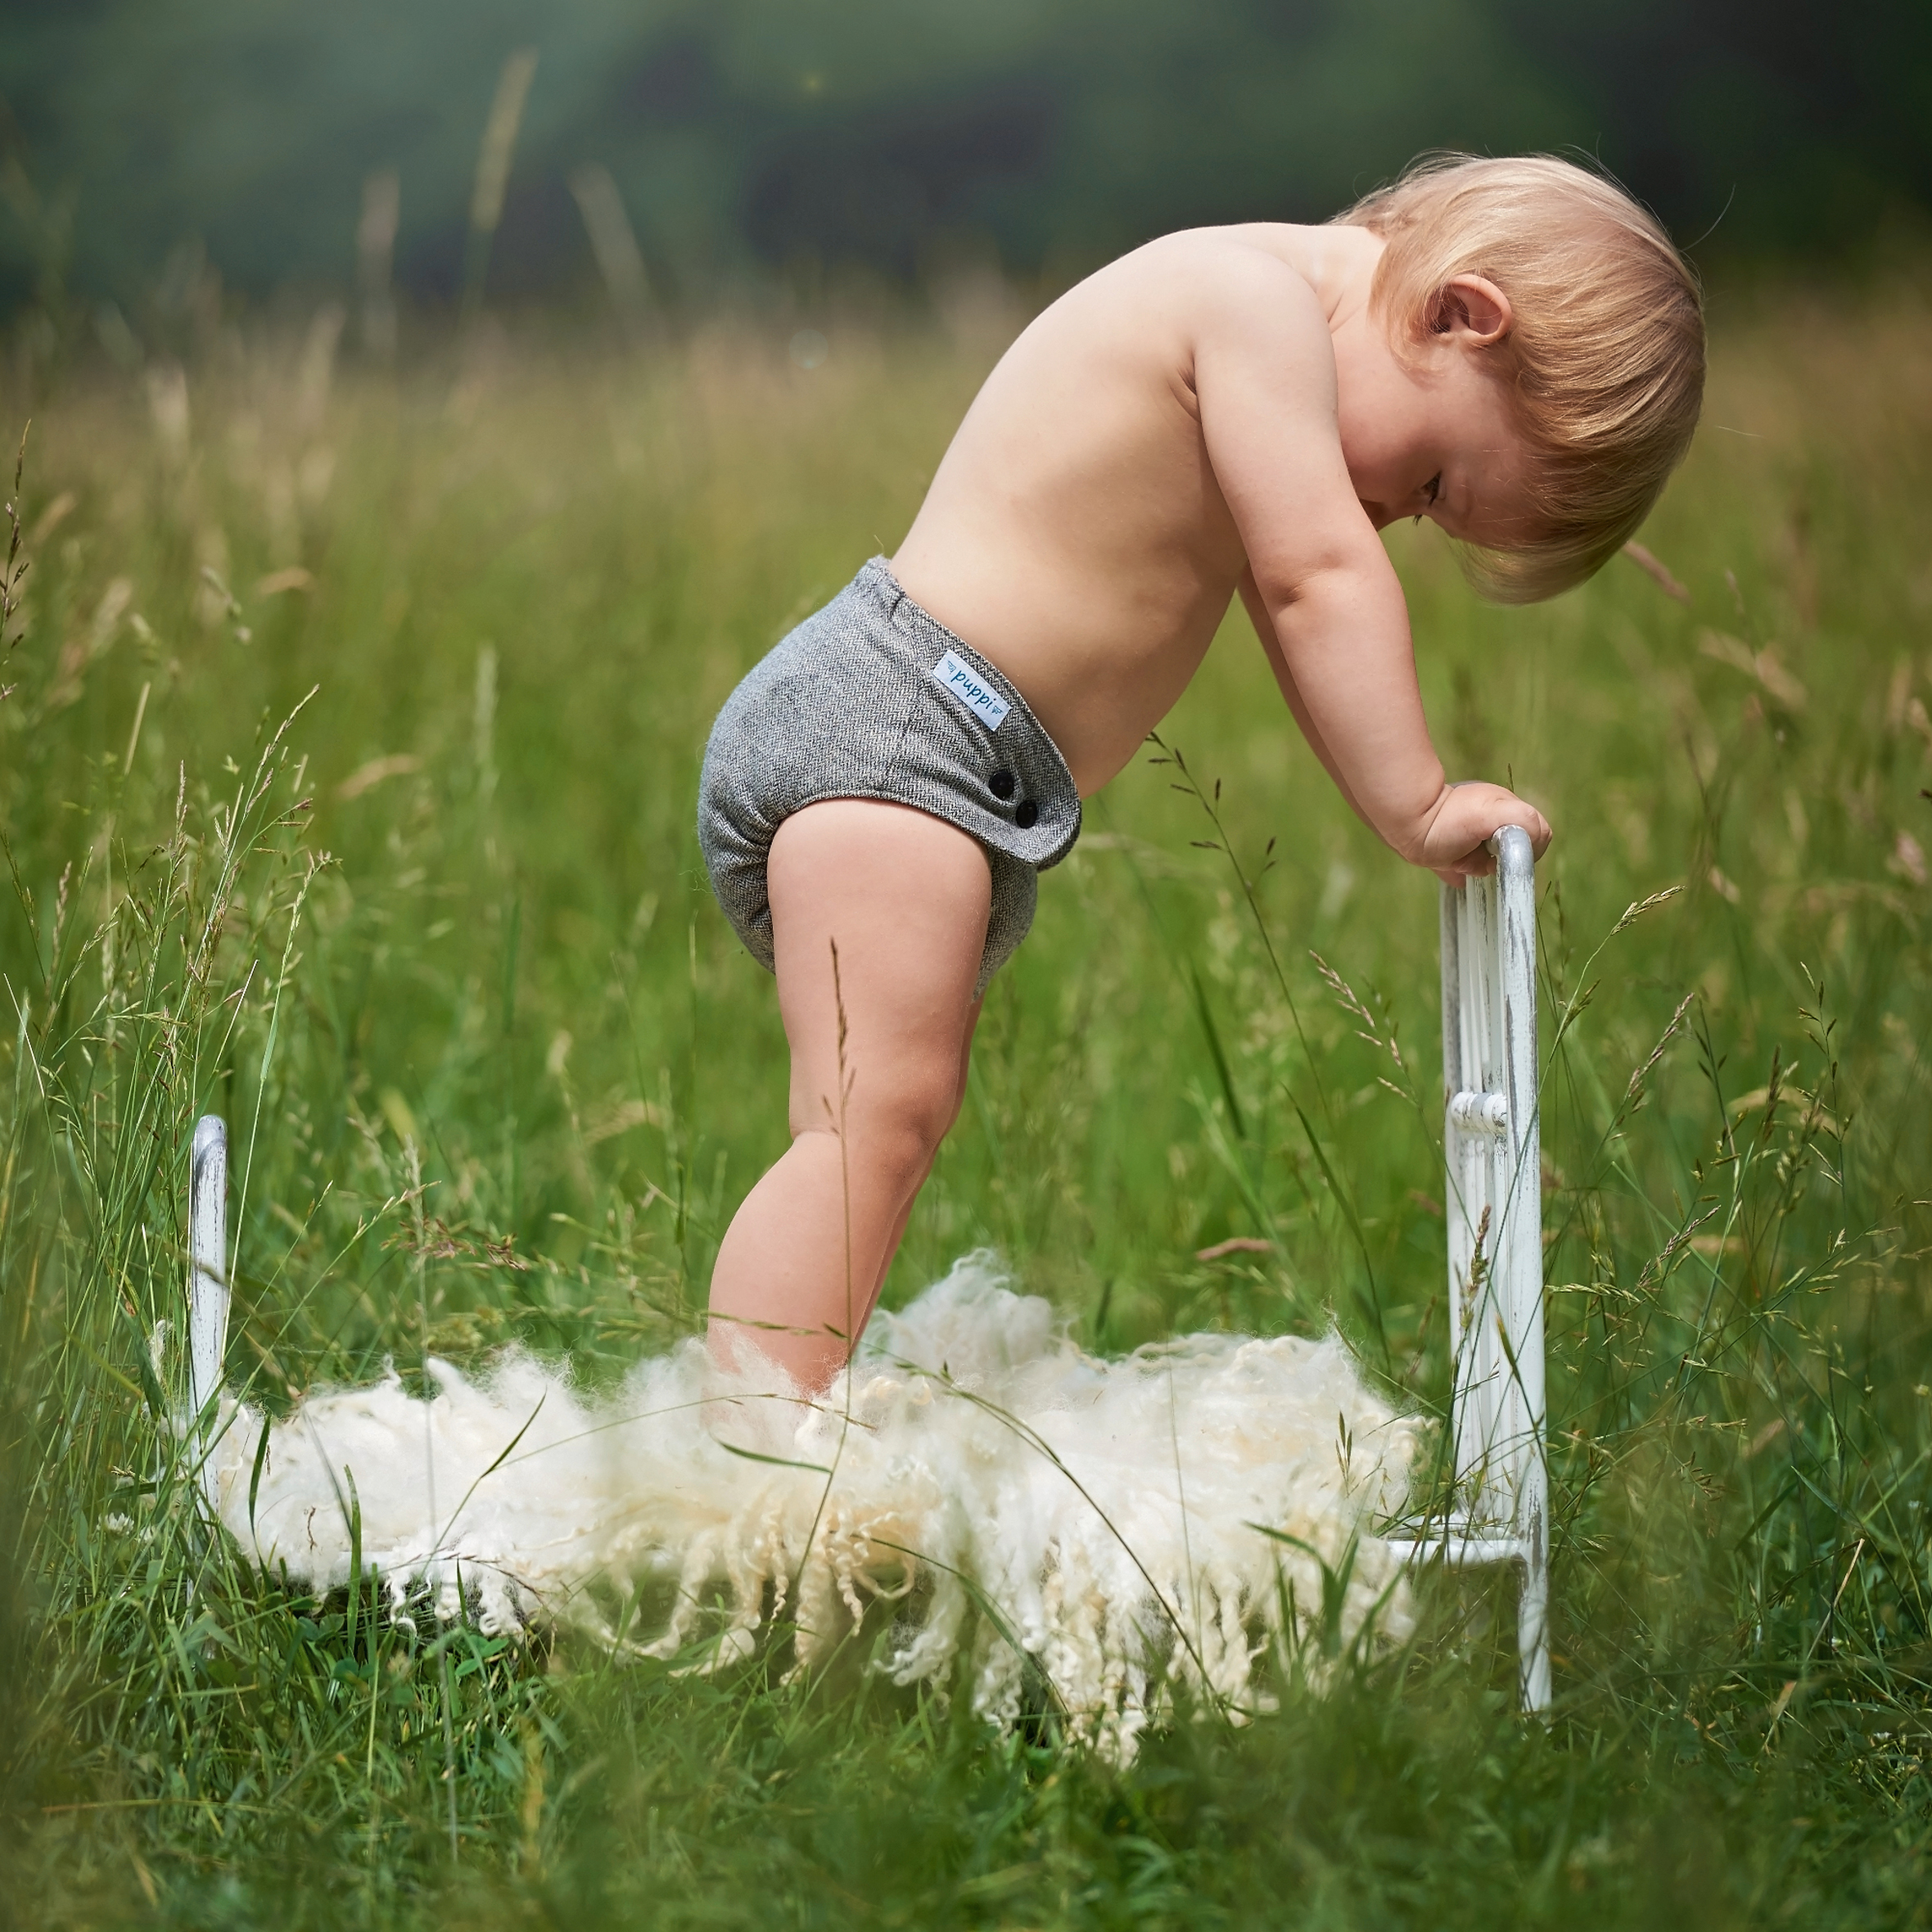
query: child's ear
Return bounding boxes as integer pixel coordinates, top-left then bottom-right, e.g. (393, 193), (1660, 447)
(1426, 276), (1514, 346)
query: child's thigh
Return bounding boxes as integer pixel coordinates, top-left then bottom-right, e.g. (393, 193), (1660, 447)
(767, 799), (990, 1130)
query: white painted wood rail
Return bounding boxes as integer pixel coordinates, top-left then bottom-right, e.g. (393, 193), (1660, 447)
(1384, 824), (1551, 1713)
(180, 833), (1551, 1705)
(186, 1113), (230, 1510)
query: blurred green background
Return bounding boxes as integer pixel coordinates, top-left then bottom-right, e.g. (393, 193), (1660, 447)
(5, 0), (1931, 327)
(5, 186), (1932, 1932)
(7, 7), (1932, 1927)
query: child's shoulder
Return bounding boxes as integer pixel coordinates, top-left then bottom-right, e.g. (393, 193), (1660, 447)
(1068, 222), (1364, 359)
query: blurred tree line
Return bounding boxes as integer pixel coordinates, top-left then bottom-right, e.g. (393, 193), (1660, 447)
(2, 0), (1929, 326)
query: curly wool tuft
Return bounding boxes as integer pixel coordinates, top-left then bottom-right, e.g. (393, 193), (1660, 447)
(209, 1253), (1423, 1762)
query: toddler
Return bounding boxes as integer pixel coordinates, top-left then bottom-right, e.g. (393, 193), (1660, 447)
(697, 153), (1704, 1389)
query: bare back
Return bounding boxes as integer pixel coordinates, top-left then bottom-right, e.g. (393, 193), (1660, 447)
(891, 223), (1377, 794)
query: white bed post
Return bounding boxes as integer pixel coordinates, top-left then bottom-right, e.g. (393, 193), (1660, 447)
(187, 1113), (230, 1512)
(1387, 826), (1550, 1713)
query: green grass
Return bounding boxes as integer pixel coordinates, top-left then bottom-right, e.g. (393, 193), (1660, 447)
(1, 278), (1930, 1928)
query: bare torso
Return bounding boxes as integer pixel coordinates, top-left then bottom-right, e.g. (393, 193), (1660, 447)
(891, 223), (1376, 795)
(719, 207), (1560, 1384)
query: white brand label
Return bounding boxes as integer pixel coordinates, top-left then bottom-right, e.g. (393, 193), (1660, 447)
(930, 648), (1010, 731)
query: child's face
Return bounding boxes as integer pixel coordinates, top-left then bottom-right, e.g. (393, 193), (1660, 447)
(1334, 280), (1541, 552)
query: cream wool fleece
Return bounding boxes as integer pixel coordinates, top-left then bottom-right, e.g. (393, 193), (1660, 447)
(206, 1253), (1422, 1762)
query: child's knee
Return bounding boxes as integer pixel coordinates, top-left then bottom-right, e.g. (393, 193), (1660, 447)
(870, 1081), (956, 1183)
(789, 1068), (955, 1194)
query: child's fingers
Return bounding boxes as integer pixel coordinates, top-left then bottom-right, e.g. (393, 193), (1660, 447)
(1492, 797), (1551, 855)
(1415, 788), (1547, 878)
(1432, 839), (1496, 882)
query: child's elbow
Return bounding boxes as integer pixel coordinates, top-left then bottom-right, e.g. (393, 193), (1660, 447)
(1256, 539), (1389, 624)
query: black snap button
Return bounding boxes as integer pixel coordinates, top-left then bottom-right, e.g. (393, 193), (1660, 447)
(1015, 800), (1039, 829)
(989, 769), (1015, 801)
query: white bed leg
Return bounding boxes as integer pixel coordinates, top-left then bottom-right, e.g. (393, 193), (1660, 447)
(1400, 828), (1551, 1713)
(187, 1113), (229, 1510)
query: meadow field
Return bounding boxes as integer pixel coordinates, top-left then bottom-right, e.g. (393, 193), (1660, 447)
(1, 269), (1930, 1927)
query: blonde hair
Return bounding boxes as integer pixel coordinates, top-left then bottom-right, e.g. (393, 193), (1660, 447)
(1337, 154), (1705, 603)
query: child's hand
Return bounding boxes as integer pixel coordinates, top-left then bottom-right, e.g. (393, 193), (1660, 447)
(1408, 782), (1552, 884)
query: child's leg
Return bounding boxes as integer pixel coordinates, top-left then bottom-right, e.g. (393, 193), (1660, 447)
(706, 798), (991, 1390)
(867, 994), (981, 1304)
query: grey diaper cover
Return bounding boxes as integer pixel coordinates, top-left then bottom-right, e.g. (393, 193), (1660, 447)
(697, 557), (1081, 997)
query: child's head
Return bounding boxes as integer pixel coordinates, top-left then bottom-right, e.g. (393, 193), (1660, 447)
(1338, 153), (1705, 603)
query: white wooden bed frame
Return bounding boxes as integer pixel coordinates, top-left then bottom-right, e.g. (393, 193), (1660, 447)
(1384, 824), (1551, 1713)
(183, 826), (1551, 1710)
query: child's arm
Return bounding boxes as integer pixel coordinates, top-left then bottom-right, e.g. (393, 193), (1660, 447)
(1194, 252), (1550, 877)
(1239, 562), (1536, 878)
(1237, 565), (1369, 826)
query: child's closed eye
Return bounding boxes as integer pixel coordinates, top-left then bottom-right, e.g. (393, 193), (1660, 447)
(1413, 473), (1442, 526)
